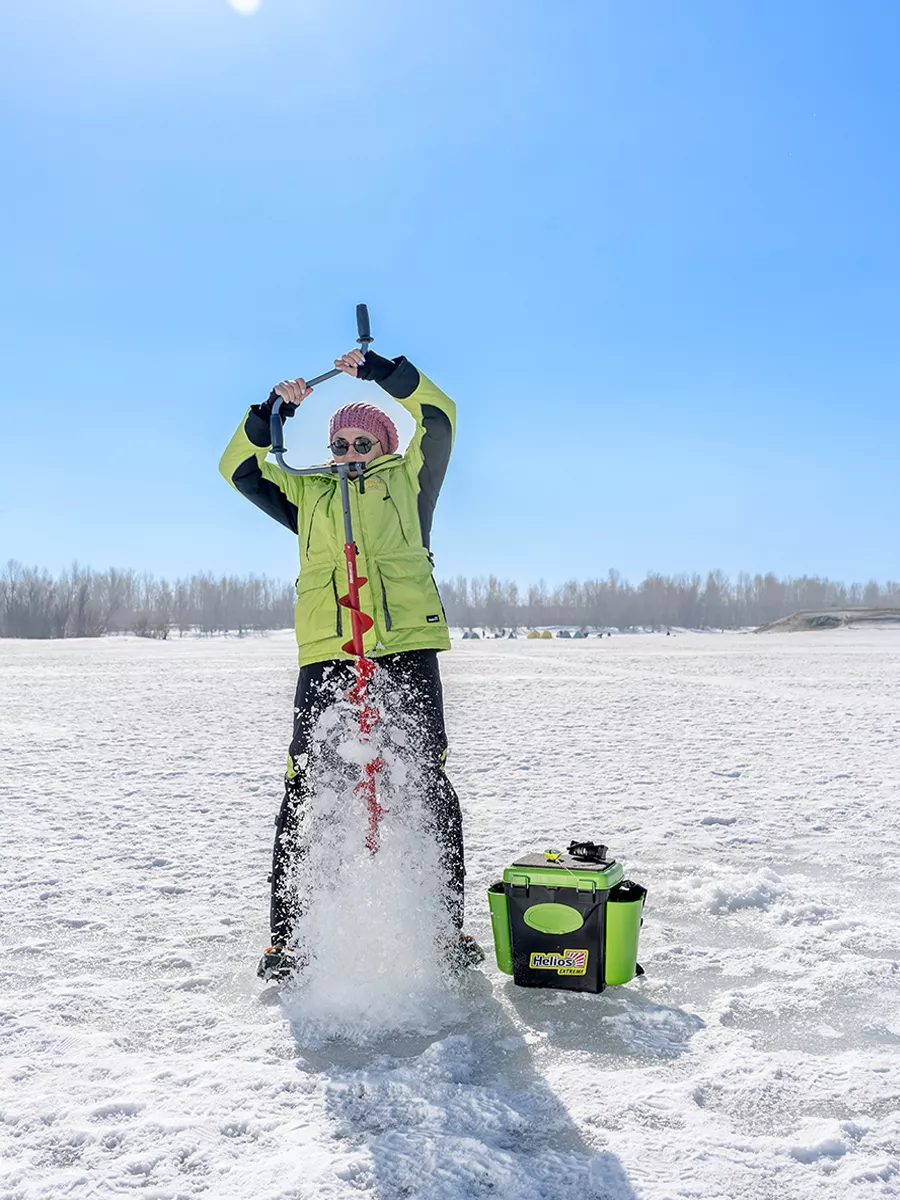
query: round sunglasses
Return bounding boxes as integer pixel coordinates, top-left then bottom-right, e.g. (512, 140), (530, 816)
(329, 435), (380, 456)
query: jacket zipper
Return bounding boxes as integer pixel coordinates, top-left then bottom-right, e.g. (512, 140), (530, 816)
(331, 573), (343, 637)
(381, 581), (392, 632)
(305, 491), (328, 557)
(433, 578), (447, 623)
(351, 478), (379, 643)
(384, 490), (409, 545)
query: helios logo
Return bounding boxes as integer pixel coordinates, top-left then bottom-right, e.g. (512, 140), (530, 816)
(529, 948), (588, 976)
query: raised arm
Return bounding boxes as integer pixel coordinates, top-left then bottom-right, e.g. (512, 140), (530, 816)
(337, 350), (456, 549)
(218, 379), (311, 533)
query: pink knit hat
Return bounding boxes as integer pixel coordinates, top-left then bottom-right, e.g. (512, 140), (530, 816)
(329, 403), (399, 455)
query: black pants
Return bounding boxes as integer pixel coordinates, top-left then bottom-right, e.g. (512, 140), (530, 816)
(269, 649), (465, 944)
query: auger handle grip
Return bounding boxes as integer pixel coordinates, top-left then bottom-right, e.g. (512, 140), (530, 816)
(357, 304), (373, 346)
(269, 396), (286, 454)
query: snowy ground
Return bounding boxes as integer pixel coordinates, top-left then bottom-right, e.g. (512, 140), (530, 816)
(2, 629), (899, 1200)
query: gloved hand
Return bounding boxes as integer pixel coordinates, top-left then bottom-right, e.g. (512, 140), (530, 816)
(254, 377), (313, 421)
(334, 349), (399, 384)
(269, 377), (313, 418)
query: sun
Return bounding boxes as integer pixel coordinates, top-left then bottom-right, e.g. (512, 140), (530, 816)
(227, 0), (262, 13)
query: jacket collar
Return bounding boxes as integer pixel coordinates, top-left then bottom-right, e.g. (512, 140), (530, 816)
(343, 453), (403, 482)
(307, 454), (403, 487)
(361, 453), (402, 475)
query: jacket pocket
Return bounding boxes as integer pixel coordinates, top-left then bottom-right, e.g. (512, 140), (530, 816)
(377, 553), (446, 633)
(295, 565), (342, 643)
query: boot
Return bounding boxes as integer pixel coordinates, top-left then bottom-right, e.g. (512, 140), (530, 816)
(444, 933), (485, 972)
(257, 944), (302, 983)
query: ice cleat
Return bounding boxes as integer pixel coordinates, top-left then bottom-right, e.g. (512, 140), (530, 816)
(444, 933), (485, 973)
(257, 944), (302, 983)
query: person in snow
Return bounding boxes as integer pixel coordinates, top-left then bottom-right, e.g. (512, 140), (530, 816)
(219, 346), (480, 981)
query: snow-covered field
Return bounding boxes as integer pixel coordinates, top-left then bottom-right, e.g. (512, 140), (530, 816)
(2, 630), (899, 1200)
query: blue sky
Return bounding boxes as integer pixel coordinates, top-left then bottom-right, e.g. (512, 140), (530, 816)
(2, 0), (898, 587)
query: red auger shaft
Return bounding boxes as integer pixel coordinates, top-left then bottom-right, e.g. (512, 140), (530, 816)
(340, 541), (371, 658)
(338, 540), (387, 852)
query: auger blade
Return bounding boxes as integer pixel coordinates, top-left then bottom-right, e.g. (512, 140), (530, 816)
(338, 575), (374, 655)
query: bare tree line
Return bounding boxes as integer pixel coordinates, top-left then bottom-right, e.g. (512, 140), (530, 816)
(438, 570), (900, 632)
(0, 561), (294, 639)
(2, 560), (898, 639)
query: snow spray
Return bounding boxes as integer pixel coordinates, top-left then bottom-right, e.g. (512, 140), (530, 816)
(279, 673), (465, 1041)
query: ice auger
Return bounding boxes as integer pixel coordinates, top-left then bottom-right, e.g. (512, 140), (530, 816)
(268, 304), (386, 852)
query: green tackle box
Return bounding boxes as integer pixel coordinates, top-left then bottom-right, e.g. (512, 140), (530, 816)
(488, 841), (646, 993)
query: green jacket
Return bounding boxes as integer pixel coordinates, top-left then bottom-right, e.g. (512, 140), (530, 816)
(219, 356), (455, 667)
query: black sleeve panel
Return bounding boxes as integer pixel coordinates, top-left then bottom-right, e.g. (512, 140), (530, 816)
(356, 351), (397, 384)
(358, 353), (420, 400)
(381, 356), (420, 400)
(416, 403), (453, 549)
(246, 391), (298, 447)
(231, 455), (299, 533)
(245, 406), (274, 449)
(369, 352), (422, 400)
